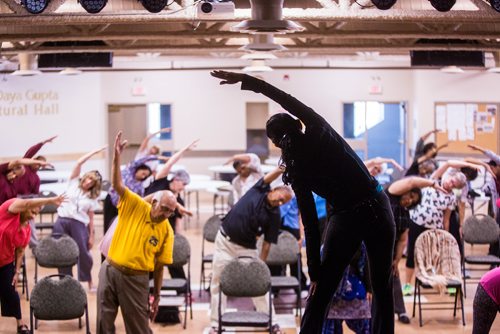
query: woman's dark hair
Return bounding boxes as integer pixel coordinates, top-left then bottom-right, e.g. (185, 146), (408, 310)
(135, 164), (152, 175)
(422, 143), (437, 157)
(460, 166), (478, 181)
(266, 113), (303, 185)
(232, 160), (243, 170)
(406, 188), (422, 210)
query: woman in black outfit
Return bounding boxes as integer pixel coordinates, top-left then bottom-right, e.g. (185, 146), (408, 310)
(211, 70), (396, 334)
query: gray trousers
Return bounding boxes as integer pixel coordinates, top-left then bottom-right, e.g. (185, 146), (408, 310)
(96, 261), (152, 334)
(52, 217), (93, 282)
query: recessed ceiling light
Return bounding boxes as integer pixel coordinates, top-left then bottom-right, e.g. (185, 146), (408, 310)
(243, 60), (273, 73)
(440, 65), (464, 74)
(59, 68), (82, 75)
(11, 69), (42, 76)
(241, 53), (277, 60)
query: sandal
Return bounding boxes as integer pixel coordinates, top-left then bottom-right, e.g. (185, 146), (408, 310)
(17, 324), (30, 334)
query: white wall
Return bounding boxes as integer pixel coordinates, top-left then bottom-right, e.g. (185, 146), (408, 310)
(1, 68), (498, 177)
(0, 73), (106, 173)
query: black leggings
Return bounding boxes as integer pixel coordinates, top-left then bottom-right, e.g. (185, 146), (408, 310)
(0, 262), (22, 319)
(300, 191), (396, 334)
(472, 284), (499, 334)
(406, 222), (429, 269)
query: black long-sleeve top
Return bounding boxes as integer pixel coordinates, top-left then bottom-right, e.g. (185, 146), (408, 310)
(240, 75), (379, 281)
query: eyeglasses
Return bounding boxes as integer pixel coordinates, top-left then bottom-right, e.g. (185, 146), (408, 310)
(159, 205), (175, 214)
(93, 170), (102, 181)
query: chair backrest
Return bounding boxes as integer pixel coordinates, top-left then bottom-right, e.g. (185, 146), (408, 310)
(258, 231), (299, 266)
(30, 274), (87, 320)
(414, 229), (461, 279)
(203, 215), (223, 243)
(38, 191), (59, 214)
(220, 257), (271, 297)
(34, 235), (79, 267)
(463, 214), (500, 244)
(170, 234), (191, 267)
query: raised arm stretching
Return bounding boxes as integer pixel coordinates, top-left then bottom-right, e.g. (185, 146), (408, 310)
(388, 176), (446, 196)
(211, 70), (322, 128)
(155, 139), (199, 180)
(112, 131), (128, 197)
(23, 135), (57, 158)
(431, 159), (480, 180)
(8, 194), (66, 214)
(69, 146), (107, 180)
(137, 127), (170, 157)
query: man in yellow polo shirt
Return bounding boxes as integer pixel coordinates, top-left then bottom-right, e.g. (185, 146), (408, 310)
(97, 131), (177, 334)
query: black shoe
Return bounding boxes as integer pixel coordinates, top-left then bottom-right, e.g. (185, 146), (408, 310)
(398, 313), (411, 324)
(17, 325), (30, 334)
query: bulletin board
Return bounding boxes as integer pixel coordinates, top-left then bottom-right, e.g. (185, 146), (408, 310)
(435, 102), (499, 155)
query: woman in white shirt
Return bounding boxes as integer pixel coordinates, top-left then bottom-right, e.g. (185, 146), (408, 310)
(52, 147), (105, 290)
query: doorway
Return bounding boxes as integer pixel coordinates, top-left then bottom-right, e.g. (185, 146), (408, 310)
(343, 101), (407, 183)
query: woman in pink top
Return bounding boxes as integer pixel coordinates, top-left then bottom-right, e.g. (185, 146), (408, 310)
(473, 267), (500, 334)
(0, 194), (65, 334)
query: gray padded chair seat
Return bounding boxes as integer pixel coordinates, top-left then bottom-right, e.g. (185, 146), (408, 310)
(150, 278), (187, 291)
(203, 254), (213, 262)
(464, 255), (500, 265)
(221, 311), (270, 327)
(271, 276), (299, 288)
(31, 275), (86, 320)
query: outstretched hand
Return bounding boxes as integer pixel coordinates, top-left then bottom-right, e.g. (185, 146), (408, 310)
(114, 131), (128, 156)
(43, 135), (58, 144)
(210, 70), (245, 85)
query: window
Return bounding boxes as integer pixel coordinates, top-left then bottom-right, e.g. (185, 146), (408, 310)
(147, 103), (172, 140)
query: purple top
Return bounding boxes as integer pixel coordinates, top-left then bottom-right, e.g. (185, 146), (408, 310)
(108, 155), (156, 206)
(480, 267), (500, 306)
(14, 142), (43, 196)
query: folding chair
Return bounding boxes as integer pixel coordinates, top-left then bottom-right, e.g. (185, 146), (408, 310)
(33, 235), (79, 283)
(218, 257), (273, 334)
(412, 229), (465, 327)
(260, 231), (302, 317)
(462, 213), (500, 297)
(200, 214), (223, 296)
(151, 234), (192, 329)
(30, 274), (90, 333)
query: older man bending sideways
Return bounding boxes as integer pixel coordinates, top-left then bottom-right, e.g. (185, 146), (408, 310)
(97, 131), (177, 334)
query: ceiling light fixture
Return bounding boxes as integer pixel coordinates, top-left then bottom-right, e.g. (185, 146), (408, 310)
(11, 53), (42, 76)
(139, 0), (169, 13)
(232, 0), (304, 34)
(59, 68), (83, 75)
(429, 0), (456, 12)
(240, 34), (287, 52)
(370, 0), (397, 10)
(490, 0), (500, 12)
(243, 59), (273, 73)
(79, 0), (107, 13)
(440, 65), (464, 74)
(21, 0), (50, 14)
(241, 53), (277, 60)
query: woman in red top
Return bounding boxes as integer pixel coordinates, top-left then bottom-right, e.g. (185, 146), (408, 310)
(0, 194), (65, 334)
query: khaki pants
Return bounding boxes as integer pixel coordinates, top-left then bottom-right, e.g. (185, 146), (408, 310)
(96, 261), (152, 334)
(209, 231), (273, 326)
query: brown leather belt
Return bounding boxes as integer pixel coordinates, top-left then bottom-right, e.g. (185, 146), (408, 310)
(107, 259), (149, 276)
